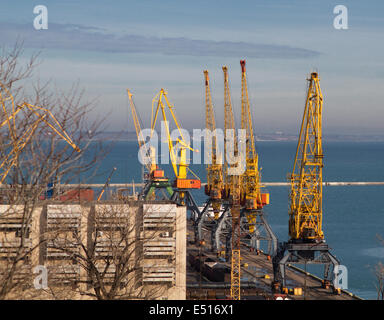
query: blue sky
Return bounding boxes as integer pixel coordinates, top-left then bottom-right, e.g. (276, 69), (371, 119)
(1, 0), (384, 135)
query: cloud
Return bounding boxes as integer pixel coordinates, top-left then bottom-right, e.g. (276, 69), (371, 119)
(0, 22), (320, 59)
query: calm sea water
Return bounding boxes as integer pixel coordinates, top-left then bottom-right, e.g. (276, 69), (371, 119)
(88, 140), (384, 300)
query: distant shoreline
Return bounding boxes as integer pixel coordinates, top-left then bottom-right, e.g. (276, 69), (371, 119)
(89, 132), (384, 143)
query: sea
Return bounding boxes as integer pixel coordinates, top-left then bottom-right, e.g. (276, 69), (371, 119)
(81, 140), (384, 300)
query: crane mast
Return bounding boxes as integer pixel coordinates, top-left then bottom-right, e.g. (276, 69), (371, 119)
(222, 66), (238, 200)
(203, 70), (223, 219)
(222, 66), (241, 301)
(289, 72), (324, 241)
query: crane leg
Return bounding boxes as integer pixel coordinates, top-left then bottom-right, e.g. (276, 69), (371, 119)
(276, 241), (340, 292)
(212, 206), (230, 253)
(194, 199), (211, 244)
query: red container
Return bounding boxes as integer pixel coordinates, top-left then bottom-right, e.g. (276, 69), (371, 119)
(152, 169), (165, 178)
(261, 193), (270, 205)
(59, 188), (94, 202)
(174, 179), (201, 189)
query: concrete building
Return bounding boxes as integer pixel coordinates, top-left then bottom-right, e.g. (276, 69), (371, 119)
(0, 200), (186, 300)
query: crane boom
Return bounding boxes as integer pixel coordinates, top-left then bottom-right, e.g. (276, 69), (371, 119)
(19, 103), (80, 152)
(127, 89), (156, 175)
(289, 72), (324, 241)
(127, 89), (144, 150)
(0, 82), (81, 184)
(222, 66), (238, 200)
(203, 70), (223, 218)
(97, 167), (117, 201)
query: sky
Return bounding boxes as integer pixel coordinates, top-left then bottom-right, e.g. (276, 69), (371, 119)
(0, 0), (384, 135)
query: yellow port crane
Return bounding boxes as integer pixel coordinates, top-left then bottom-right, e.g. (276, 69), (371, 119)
(0, 82), (80, 185)
(194, 70), (224, 244)
(151, 89), (201, 208)
(222, 66), (241, 301)
(239, 60), (269, 230)
(289, 72), (324, 241)
(203, 70), (223, 219)
(274, 72), (339, 292)
(127, 89), (173, 200)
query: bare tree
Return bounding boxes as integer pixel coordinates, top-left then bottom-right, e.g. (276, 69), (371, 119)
(0, 42), (106, 299)
(0, 41), (39, 95)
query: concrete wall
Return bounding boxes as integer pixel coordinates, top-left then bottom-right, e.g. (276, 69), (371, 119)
(0, 201), (186, 300)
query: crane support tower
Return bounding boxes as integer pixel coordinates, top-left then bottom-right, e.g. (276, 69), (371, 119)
(273, 72), (339, 292)
(195, 70), (224, 244)
(239, 60), (277, 257)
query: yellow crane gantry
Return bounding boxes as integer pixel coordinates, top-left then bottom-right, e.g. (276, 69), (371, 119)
(222, 66), (241, 301)
(289, 72), (324, 241)
(203, 70), (223, 219)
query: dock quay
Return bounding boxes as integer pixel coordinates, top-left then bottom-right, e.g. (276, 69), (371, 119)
(186, 220), (361, 300)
